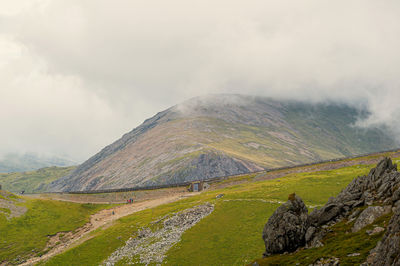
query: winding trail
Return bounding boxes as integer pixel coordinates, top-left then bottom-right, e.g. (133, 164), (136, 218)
(22, 192), (196, 266)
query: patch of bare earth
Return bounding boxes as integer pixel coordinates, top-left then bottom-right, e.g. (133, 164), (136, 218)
(21, 192), (197, 266)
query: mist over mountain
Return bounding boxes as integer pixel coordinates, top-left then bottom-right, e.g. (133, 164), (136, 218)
(48, 95), (396, 192)
(0, 153), (76, 173)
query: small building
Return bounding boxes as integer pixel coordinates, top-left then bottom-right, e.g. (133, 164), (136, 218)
(188, 181), (209, 192)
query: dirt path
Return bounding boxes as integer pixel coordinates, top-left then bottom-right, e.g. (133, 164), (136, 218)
(22, 192), (197, 266)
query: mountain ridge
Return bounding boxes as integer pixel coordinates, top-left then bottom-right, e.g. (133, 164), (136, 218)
(0, 153), (76, 173)
(49, 94), (396, 192)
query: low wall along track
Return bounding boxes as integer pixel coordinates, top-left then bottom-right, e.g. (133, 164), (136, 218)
(48, 148), (400, 195)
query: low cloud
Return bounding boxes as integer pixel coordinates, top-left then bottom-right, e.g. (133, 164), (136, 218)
(1, 0), (400, 160)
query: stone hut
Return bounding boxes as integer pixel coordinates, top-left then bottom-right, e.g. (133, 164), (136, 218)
(189, 181), (209, 192)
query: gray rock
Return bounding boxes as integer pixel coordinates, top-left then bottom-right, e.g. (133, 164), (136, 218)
(309, 203), (343, 226)
(362, 191), (374, 206)
(261, 158), (400, 261)
(262, 193), (308, 256)
(352, 206), (391, 233)
(392, 187), (400, 203)
(368, 205), (400, 266)
(305, 226), (316, 243)
(366, 226), (384, 236)
(348, 208), (362, 220)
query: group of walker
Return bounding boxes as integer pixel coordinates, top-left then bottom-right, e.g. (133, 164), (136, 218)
(126, 198), (134, 204)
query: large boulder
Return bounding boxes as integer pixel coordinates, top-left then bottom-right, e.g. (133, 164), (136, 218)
(262, 193), (308, 256)
(352, 206), (391, 232)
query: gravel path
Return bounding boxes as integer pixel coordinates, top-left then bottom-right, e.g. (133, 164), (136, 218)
(21, 193), (194, 266)
(103, 203), (214, 265)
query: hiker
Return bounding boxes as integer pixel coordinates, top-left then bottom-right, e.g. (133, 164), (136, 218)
(112, 210), (115, 215)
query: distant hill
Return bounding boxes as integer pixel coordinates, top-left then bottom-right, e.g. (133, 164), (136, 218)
(0, 166), (75, 193)
(49, 94), (397, 192)
(0, 153), (76, 173)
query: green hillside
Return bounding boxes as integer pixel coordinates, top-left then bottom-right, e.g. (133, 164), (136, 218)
(0, 166), (75, 193)
(0, 190), (110, 264)
(42, 154), (400, 265)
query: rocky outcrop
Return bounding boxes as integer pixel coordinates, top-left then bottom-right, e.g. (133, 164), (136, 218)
(367, 206), (400, 265)
(261, 158), (400, 264)
(305, 158), (398, 247)
(262, 193), (308, 255)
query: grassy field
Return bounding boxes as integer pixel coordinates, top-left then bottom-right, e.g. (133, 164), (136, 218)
(42, 160), (378, 265)
(0, 166), (75, 193)
(0, 194), (110, 264)
(2, 153), (397, 265)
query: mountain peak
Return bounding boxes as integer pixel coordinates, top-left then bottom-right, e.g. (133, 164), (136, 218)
(49, 95), (395, 192)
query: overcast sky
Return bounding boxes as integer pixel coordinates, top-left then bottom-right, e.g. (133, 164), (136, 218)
(1, 0), (400, 162)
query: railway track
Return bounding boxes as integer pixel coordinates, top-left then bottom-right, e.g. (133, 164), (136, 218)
(42, 147), (400, 195)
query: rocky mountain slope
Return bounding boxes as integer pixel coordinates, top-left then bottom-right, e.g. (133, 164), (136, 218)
(49, 94), (396, 192)
(260, 158), (400, 265)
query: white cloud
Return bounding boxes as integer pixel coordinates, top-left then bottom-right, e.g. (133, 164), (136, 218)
(1, 0), (400, 160)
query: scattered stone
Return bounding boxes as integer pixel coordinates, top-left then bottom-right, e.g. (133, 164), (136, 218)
(216, 194), (224, 199)
(103, 204), (214, 265)
(262, 193), (308, 256)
